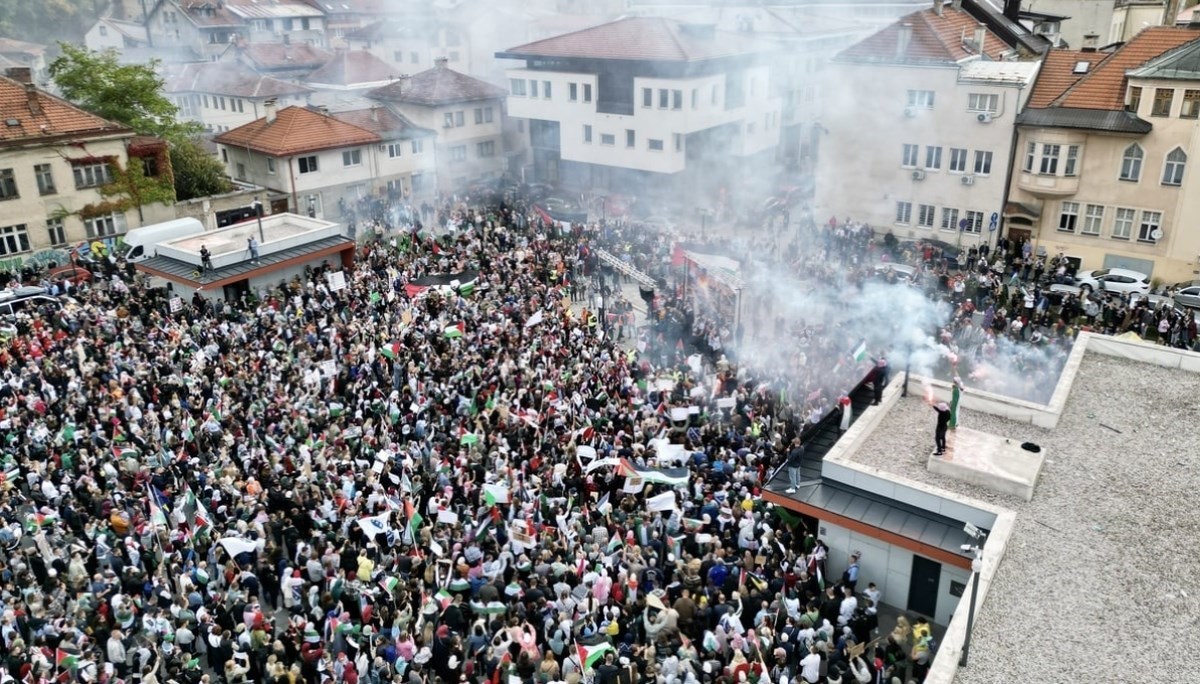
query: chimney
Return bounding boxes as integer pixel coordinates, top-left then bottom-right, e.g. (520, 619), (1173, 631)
(933, 0), (943, 17)
(974, 25), (987, 55)
(1082, 32), (1099, 51)
(25, 83), (40, 117)
(264, 98), (277, 123)
(897, 23), (913, 59)
(370, 104), (379, 122)
(1003, 0), (1020, 22)
(434, 56), (448, 69)
(5, 67), (31, 84)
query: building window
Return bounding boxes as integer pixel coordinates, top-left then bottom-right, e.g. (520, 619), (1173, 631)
(949, 148), (968, 173)
(1120, 143), (1143, 181)
(569, 83), (577, 101)
(1023, 141), (1036, 172)
(221, 149), (228, 163)
(672, 90), (682, 110)
(658, 89), (668, 109)
(476, 141), (495, 157)
(626, 129), (635, 148)
(1163, 147), (1186, 185)
(387, 143), (402, 158)
(450, 145), (466, 162)
(266, 158), (276, 173)
(510, 79), (526, 96)
(1182, 89), (1200, 118)
(1127, 86), (1142, 113)
(583, 84), (592, 102)
(34, 164), (55, 195)
(411, 172), (424, 191)
(1039, 144), (1060, 174)
(1064, 145), (1080, 176)
(973, 150), (992, 175)
(600, 133), (615, 146)
(907, 90), (934, 109)
(964, 210), (984, 233)
(1151, 88), (1174, 117)
(543, 81), (551, 99)
(917, 204), (935, 228)
(648, 139), (664, 151)
(895, 201), (912, 224)
(941, 207), (959, 231)
(72, 162), (112, 189)
(1112, 207), (1134, 239)
(411, 139), (425, 154)
(0, 224), (29, 256)
(342, 149), (362, 167)
(443, 112), (454, 127)
(83, 212), (126, 239)
(583, 125), (592, 143)
(235, 162), (246, 180)
(298, 155), (319, 174)
(46, 218), (65, 247)
(901, 143), (919, 168)
(529, 80), (538, 98)
(454, 111), (464, 127)
(1058, 201), (1079, 232)
(642, 88), (652, 107)
(967, 93), (999, 113)
(0, 170), (18, 199)
(925, 146), (941, 170)
(1082, 204), (1104, 236)
(1138, 210), (1162, 243)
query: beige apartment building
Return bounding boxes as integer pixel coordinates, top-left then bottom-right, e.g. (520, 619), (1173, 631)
(1007, 26), (1200, 282)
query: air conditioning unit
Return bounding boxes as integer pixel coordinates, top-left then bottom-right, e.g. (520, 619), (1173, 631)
(961, 175), (975, 185)
(977, 112), (993, 123)
(904, 107), (917, 118)
(912, 169), (926, 181)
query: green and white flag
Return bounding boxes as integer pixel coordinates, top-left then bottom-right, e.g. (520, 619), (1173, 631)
(576, 642), (614, 670)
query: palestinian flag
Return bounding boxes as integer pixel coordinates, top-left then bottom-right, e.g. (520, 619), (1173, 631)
(459, 431), (479, 446)
(112, 445), (139, 459)
(405, 500), (424, 537)
(404, 270), (480, 299)
(182, 416), (197, 442)
(380, 576), (401, 594)
(148, 488), (168, 529)
(576, 642), (614, 670)
(328, 403), (345, 418)
(444, 322), (465, 339)
(185, 486), (212, 533)
(55, 649), (79, 671)
(617, 458), (690, 487)
(851, 339), (868, 363)
(435, 589), (453, 609)
(25, 512), (57, 532)
(380, 341), (402, 361)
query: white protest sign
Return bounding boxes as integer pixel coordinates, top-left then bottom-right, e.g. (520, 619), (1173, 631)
(169, 297), (183, 313)
(623, 476), (644, 494)
(437, 509), (459, 525)
(326, 271), (348, 291)
(320, 360), (337, 378)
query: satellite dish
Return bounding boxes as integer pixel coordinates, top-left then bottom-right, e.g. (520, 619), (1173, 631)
(1151, 228), (1163, 241)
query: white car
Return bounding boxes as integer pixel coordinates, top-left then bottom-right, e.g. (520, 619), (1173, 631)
(1172, 281), (1200, 309)
(1073, 268), (1150, 295)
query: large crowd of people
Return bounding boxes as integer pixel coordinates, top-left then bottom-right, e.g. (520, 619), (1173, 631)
(0, 188), (1193, 684)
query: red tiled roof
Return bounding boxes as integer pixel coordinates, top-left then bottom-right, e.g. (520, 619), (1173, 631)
(167, 61), (311, 98)
(0, 76), (130, 146)
(1026, 50), (1108, 108)
(836, 6), (1012, 64)
(215, 105), (379, 155)
(333, 106), (429, 137)
(1049, 27), (1200, 110)
(305, 50), (399, 86)
(498, 16), (767, 63)
(236, 42), (332, 70)
(368, 64), (505, 106)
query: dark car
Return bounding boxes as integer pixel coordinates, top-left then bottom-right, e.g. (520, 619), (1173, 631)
(922, 239), (962, 270)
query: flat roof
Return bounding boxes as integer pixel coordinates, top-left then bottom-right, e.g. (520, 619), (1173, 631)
(848, 354), (1200, 682)
(137, 235), (353, 288)
(164, 213), (337, 257)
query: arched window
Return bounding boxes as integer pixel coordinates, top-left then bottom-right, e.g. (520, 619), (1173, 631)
(1162, 147), (1187, 186)
(1120, 143), (1143, 181)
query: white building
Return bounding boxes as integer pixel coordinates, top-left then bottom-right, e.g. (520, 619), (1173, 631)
(166, 61), (312, 135)
(84, 18), (150, 52)
(214, 102), (436, 219)
(815, 0), (1046, 247)
(496, 16), (784, 195)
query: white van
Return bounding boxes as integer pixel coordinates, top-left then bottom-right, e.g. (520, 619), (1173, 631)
(121, 217), (206, 263)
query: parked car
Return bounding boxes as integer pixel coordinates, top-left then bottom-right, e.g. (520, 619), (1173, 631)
(0, 289), (61, 318)
(872, 262), (917, 285)
(47, 265), (93, 286)
(921, 239), (962, 270)
(1128, 292), (1177, 310)
(1073, 268), (1150, 295)
(1172, 281), (1200, 309)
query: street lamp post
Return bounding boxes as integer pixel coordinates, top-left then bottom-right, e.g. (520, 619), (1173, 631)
(251, 199), (266, 245)
(959, 529), (986, 668)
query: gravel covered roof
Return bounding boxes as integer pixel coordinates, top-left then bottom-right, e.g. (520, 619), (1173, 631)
(849, 354), (1200, 682)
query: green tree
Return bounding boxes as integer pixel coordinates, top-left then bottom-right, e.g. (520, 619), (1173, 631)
(48, 44), (231, 201)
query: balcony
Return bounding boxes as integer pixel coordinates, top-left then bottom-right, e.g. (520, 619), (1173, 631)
(1016, 171), (1079, 197)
